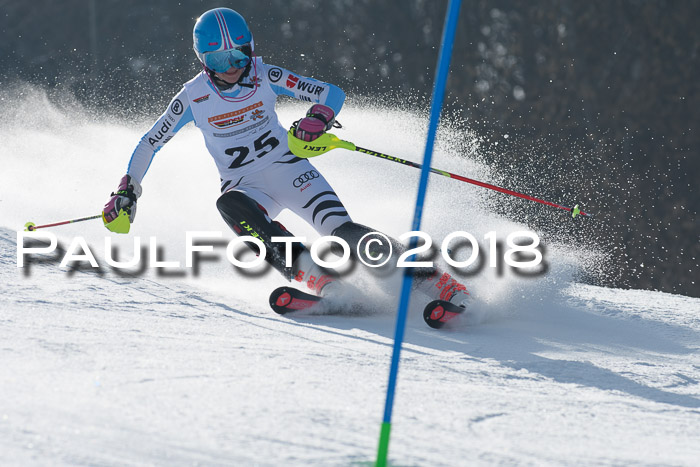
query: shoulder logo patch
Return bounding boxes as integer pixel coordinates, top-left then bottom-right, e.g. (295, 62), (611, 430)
(286, 74), (299, 88)
(268, 67), (283, 83)
(170, 99), (183, 115)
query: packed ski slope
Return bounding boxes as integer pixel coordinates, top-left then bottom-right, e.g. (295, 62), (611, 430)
(1, 90), (699, 466)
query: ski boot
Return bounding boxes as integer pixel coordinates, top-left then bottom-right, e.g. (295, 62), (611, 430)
(290, 250), (343, 298)
(414, 270), (472, 328)
(269, 250), (346, 315)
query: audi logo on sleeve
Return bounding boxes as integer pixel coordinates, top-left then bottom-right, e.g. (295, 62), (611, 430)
(293, 170), (319, 187)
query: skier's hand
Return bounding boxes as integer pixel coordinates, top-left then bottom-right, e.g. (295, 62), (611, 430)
(102, 174), (142, 234)
(293, 104), (336, 142)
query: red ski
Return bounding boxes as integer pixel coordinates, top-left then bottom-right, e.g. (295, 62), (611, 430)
(269, 286), (324, 315)
(423, 300), (465, 329)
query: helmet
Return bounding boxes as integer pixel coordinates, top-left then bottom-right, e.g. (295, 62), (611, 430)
(193, 8), (253, 73)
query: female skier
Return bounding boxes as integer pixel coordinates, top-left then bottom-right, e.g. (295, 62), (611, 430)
(102, 7), (470, 311)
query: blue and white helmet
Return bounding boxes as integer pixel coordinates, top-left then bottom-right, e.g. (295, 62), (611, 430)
(193, 8), (253, 73)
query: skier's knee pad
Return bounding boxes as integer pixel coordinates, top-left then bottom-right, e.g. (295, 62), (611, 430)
(332, 222), (372, 247)
(216, 191), (304, 278)
(332, 221), (434, 278)
(217, 191), (273, 236)
(332, 221), (402, 264)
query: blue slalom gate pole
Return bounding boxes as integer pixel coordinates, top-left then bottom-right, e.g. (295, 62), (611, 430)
(375, 1), (462, 465)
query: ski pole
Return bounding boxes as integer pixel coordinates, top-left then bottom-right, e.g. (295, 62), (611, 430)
(287, 130), (593, 218)
(24, 214), (103, 231)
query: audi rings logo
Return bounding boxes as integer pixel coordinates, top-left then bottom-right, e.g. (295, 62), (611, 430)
(293, 170), (319, 187)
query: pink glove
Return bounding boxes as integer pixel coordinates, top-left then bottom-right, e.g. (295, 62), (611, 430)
(294, 104), (336, 142)
(103, 174), (142, 224)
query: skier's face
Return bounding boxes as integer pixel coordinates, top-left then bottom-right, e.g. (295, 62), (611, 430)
(215, 67), (245, 84)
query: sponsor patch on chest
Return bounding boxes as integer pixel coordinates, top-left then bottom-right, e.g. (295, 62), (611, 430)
(207, 101), (264, 129)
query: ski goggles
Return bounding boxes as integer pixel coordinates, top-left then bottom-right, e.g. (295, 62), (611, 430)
(203, 44), (252, 72)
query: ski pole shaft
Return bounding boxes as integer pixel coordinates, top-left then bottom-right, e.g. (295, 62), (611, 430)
(354, 146), (593, 218)
(287, 130), (593, 217)
(24, 214), (103, 231)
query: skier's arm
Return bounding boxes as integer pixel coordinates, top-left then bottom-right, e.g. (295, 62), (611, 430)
(103, 89), (193, 233)
(265, 64), (346, 115)
(127, 89), (194, 183)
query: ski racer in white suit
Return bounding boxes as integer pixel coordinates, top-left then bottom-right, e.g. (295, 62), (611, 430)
(103, 7), (471, 308)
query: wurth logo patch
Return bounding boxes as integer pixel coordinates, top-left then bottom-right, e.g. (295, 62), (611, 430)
(286, 74), (299, 88)
(285, 74), (325, 96)
(297, 81), (325, 96)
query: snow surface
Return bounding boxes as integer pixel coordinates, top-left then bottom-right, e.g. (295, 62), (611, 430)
(1, 91), (699, 466)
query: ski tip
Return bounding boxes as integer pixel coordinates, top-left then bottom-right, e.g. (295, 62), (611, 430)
(269, 286), (323, 315)
(275, 291), (293, 308)
(269, 287), (293, 315)
(423, 300), (464, 329)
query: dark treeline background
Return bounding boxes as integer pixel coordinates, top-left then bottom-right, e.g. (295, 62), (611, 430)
(2, 0), (698, 297)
